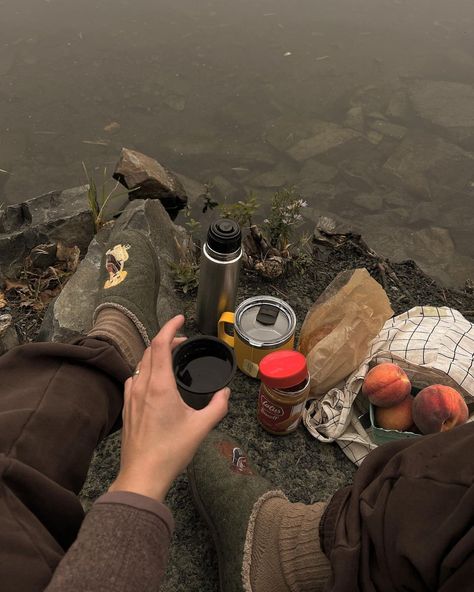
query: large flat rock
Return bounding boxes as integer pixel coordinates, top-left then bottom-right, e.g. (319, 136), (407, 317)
(382, 132), (474, 200)
(0, 186), (95, 276)
(409, 80), (474, 148)
(287, 121), (364, 162)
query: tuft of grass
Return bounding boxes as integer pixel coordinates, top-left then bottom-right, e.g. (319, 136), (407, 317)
(82, 163), (131, 231)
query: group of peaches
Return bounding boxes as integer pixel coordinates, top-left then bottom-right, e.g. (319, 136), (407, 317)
(362, 362), (469, 435)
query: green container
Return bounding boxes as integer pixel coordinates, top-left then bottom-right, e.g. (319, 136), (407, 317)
(369, 403), (421, 445)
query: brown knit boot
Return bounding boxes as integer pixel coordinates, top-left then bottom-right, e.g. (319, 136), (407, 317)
(244, 496), (331, 592)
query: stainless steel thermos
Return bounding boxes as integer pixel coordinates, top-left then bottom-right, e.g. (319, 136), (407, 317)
(196, 219), (242, 335)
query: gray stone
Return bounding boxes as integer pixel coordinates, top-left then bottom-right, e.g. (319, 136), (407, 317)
(0, 186), (95, 276)
(409, 80), (474, 148)
(221, 143), (276, 168)
(350, 85), (388, 115)
(0, 314), (19, 355)
(0, 203), (27, 233)
(369, 120), (407, 140)
(39, 200), (187, 342)
(383, 191), (410, 207)
(367, 111), (387, 122)
(344, 106), (365, 132)
(388, 207), (411, 224)
(251, 163), (297, 189)
(210, 175), (240, 199)
(296, 182), (336, 206)
(29, 243), (57, 270)
(382, 132), (474, 200)
(412, 227), (455, 262)
(339, 160), (374, 192)
(299, 160), (338, 183)
(366, 131), (384, 145)
(386, 89), (410, 121)
(411, 202), (441, 224)
(443, 206), (474, 232)
(175, 174), (206, 205)
(263, 117), (313, 152)
(113, 148), (188, 219)
(287, 121), (363, 162)
(353, 193), (383, 212)
(335, 181), (358, 199)
(452, 230), (474, 259)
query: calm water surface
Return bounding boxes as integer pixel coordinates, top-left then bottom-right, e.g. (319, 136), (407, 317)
(1, 0), (474, 285)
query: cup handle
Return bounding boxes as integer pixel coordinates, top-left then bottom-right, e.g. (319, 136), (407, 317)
(218, 312), (235, 348)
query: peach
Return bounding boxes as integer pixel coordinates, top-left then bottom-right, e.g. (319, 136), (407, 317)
(412, 385), (468, 435)
(375, 395), (414, 431)
(362, 363), (411, 408)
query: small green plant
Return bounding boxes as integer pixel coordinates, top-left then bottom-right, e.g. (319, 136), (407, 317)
(200, 184), (219, 214)
(169, 261), (199, 294)
(218, 194), (259, 228)
(263, 189), (307, 249)
(183, 205), (202, 238)
(82, 163), (131, 231)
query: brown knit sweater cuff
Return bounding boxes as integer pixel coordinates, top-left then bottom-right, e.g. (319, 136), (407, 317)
(319, 486), (351, 558)
(96, 491), (174, 535)
(45, 492), (174, 592)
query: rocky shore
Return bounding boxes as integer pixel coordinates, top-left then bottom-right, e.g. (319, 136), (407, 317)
(1, 181), (474, 590)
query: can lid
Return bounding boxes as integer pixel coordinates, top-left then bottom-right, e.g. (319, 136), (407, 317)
(236, 296), (296, 347)
(207, 219), (241, 254)
(259, 350), (308, 389)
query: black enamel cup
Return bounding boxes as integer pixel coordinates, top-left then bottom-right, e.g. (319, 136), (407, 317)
(172, 336), (236, 409)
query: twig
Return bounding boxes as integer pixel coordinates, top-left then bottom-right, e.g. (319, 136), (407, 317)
(377, 262), (388, 292)
(269, 284), (289, 299)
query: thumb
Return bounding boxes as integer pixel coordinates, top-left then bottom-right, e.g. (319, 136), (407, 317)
(197, 387), (230, 431)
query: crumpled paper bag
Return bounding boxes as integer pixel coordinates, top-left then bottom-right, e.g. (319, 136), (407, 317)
(299, 268), (393, 397)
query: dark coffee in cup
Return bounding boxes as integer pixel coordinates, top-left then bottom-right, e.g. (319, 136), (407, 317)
(172, 336), (236, 409)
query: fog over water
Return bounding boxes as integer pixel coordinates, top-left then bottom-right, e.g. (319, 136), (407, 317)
(1, 0), (474, 285)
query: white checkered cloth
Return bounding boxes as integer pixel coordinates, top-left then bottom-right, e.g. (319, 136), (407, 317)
(303, 306), (474, 465)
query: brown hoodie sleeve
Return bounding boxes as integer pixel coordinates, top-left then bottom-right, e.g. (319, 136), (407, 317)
(45, 491), (174, 592)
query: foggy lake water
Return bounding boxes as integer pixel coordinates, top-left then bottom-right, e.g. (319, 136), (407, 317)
(1, 0), (474, 285)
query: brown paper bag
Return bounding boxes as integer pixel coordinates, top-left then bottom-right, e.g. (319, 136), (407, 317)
(299, 268), (393, 397)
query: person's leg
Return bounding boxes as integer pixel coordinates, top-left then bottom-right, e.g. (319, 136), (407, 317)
(188, 431), (331, 592)
(0, 338), (129, 591)
(0, 228), (161, 591)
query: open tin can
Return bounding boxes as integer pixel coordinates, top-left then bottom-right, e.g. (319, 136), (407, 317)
(218, 296), (297, 378)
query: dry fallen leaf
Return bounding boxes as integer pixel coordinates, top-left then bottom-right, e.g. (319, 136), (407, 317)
(0, 292), (6, 309)
(5, 278), (29, 291)
(39, 287), (62, 305)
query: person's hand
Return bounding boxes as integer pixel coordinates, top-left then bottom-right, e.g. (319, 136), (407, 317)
(109, 315), (230, 502)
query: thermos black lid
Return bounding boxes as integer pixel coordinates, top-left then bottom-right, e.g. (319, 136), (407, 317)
(207, 219), (242, 254)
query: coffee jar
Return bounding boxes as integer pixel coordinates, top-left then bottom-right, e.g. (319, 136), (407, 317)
(257, 350), (310, 435)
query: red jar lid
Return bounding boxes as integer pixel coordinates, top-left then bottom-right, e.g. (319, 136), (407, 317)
(259, 350), (308, 389)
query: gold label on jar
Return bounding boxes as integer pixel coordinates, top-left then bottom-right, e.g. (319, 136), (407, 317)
(257, 380), (310, 435)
